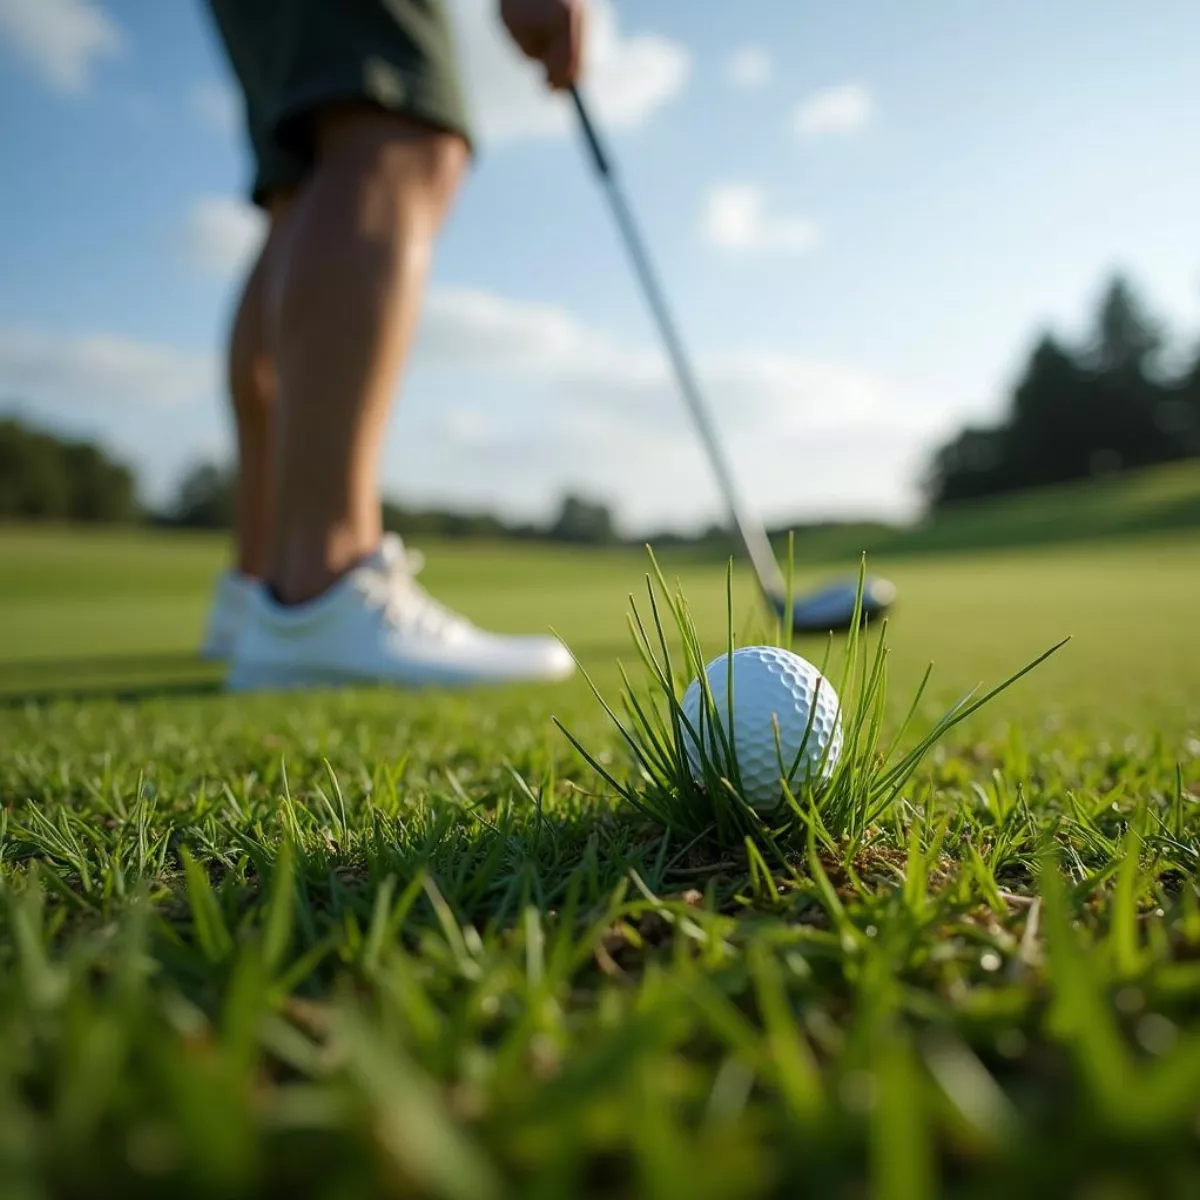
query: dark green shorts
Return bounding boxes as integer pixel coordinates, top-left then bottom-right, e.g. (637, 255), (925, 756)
(206, 0), (474, 207)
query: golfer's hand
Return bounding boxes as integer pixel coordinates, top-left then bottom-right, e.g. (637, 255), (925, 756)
(500, 0), (587, 91)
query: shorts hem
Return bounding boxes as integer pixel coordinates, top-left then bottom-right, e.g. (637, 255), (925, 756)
(249, 69), (474, 207)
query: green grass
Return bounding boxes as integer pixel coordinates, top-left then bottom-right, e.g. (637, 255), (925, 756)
(2, 526), (1200, 1197)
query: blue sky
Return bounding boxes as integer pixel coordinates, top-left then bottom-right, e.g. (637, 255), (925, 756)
(1, 0), (1198, 532)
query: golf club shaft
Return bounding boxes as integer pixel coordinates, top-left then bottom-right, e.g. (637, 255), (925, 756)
(570, 86), (786, 601)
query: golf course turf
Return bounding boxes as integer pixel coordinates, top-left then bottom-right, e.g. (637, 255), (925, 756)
(1, 524), (1199, 1197)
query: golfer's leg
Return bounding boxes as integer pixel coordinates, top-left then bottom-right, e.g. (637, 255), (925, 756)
(228, 193), (296, 579)
(268, 107), (467, 604)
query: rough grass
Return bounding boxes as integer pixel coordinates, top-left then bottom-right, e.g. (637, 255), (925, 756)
(1, 528), (1199, 1198)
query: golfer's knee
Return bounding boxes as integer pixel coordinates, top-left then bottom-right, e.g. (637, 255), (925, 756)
(312, 103), (468, 220)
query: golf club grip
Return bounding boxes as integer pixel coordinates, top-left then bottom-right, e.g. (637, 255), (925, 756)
(570, 85), (611, 177)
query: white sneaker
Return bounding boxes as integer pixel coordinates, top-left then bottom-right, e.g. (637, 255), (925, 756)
(226, 534), (575, 692)
(199, 570), (255, 661)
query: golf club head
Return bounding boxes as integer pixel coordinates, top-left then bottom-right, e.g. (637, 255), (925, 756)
(771, 576), (897, 634)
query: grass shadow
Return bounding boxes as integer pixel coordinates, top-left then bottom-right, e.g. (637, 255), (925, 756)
(0, 679), (224, 708)
(0, 651), (223, 706)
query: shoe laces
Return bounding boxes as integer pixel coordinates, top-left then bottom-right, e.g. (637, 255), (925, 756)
(356, 536), (472, 640)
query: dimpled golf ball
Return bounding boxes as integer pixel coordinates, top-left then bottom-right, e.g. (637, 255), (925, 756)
(680, 646), (843, 811)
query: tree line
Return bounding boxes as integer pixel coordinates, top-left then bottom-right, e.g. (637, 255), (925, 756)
(0, 434), (628, 545)
(0, 419), (138, 523)
(3, 270), (1198, 534)
(924, 275), (1200, 507)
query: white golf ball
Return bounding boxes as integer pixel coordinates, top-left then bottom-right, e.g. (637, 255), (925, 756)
(680, 645), (843, 811)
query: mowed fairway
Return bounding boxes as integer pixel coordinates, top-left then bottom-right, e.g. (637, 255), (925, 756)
(2, 527), (1200, 1197)
(3, 526), (1199, 728)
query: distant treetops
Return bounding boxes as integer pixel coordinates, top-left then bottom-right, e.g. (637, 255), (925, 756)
(925, 275), (1200, 508)
(0, 418), (137, 523)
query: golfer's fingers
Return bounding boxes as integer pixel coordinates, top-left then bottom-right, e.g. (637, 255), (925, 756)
(541, 36), (569, 89)
(504, 24), (541, 62)
(544, 4), (585, 90)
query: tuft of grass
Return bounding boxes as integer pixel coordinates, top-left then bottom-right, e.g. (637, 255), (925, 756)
(557, 548), (1068, 857)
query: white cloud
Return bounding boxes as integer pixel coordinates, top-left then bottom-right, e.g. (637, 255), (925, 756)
(447, 0), (688, 143)
(0, 328), (215, 409)
(794, 83), (874, 137)
(700, 184), (820, 254)
(401, 286), (938, 526)
(0, 0), (122, 93)
(417, 287), (615, 372)
(724, 46), (772, 90)
(413, 289), (890, 428)
(442, 406), (491, 447)
(183, 196), (266, 278)
(190, 78), (240, 136)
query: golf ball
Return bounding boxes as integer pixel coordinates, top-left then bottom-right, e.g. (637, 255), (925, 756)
(680, 646), (843, 811)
